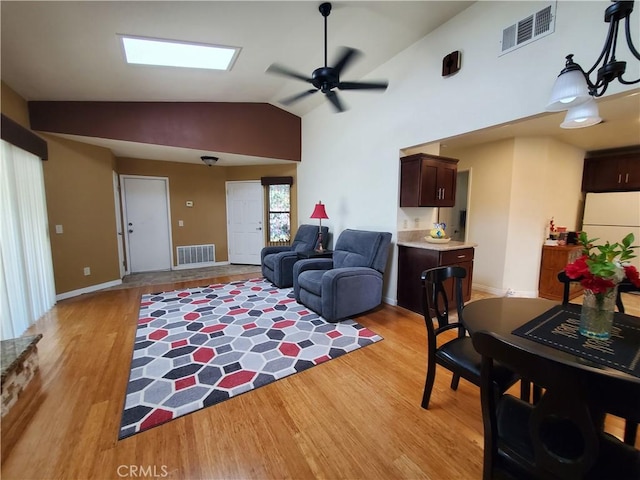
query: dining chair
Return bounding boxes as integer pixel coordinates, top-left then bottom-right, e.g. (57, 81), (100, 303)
(558, 270), (639, 446)
(473, 330), (640, 480)
(420, 266), (520, 409)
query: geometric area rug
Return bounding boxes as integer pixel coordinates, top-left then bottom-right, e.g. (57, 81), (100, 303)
(118, 277), (383, 439)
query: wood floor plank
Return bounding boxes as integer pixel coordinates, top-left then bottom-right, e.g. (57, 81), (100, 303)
(1, 272), (636, 479)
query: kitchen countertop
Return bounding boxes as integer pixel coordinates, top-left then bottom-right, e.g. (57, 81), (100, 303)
(397, 239), (476, 251)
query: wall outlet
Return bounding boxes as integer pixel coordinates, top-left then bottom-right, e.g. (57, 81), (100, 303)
(83, 267), (91, 276)
(505, 288), (515, 297)
(178, 220), (184, 227)
(414, 218), (420, 228)
(403, 219), (408, 229)
(55, 224), (63, 234)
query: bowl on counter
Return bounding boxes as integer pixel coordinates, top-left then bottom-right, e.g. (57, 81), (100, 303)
(425, 236), (451, 244)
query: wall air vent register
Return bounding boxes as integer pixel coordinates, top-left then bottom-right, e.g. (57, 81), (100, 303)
(500, 2), (556, 56)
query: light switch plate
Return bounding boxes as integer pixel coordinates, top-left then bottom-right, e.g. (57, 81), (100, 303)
(55, 224), (63, 234)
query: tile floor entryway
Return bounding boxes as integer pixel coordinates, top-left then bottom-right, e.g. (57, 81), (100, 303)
(104, 264), (263, 291)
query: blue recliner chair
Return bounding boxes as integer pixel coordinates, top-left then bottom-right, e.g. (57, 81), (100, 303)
(293, 229), (392, 322)
(261, 224), (329, 288)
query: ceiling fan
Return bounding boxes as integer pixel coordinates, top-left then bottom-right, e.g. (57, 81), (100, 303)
(266, 2), (389, 113)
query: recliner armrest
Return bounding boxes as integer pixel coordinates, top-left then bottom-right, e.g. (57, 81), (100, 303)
(293, 258), (334, 297)
(261, 246), (293, 262)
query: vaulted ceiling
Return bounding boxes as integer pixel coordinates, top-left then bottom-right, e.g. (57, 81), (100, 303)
(2, 1), (638, 165)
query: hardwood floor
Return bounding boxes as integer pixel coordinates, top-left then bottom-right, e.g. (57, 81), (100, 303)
(2, 274), (636, 480)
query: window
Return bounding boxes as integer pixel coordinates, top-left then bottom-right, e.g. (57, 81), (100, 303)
(267, 184), (291, 243)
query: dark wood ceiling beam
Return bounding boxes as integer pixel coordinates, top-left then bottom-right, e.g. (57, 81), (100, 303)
(28, 101), (301, 161)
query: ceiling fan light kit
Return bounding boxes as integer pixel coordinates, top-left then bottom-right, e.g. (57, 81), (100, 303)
(546, 0), (639, 128)
(266, 2), (389, 113)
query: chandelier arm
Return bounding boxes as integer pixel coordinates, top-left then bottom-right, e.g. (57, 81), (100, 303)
(586, 20), (617, 76)
(624, 17), (640, 60)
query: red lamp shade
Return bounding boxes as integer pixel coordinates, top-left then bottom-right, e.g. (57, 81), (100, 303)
(310, 202), (329, 220)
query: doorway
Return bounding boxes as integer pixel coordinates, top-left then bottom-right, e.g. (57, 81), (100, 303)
(112, 172), (125, 278)
(438, 169), (470, 242)
(121, 175), (173, 273)
(226, 181), (264, 264)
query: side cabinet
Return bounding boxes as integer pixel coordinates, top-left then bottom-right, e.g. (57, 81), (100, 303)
(582, 146), (640, 192)
(397, 245), (474, 315)
(400, 153), (459, 207)
(538, 245), (584, 301)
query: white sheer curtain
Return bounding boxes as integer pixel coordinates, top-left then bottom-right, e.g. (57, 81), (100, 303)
(0, 139), (56, 340)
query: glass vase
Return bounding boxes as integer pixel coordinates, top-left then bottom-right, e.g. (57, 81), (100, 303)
(579, 286), (618, 340)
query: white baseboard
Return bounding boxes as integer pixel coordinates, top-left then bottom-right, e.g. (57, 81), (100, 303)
(56, 279), (122, 301)
(472, 283), (538, 298)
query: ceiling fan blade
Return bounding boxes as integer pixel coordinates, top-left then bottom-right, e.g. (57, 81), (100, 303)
(280, 89), (318, 105)
(266, 63), (313, 83)
(337, 81), (389, 91)
(325, 90), (345, 113)
(331, 47), (361, 77)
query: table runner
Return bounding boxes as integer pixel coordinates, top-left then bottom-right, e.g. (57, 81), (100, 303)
(512, 304), (640, 378)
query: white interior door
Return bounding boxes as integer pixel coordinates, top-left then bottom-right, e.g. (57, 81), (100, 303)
(226, 181), (264, 264)
(121, 175), (173, 273)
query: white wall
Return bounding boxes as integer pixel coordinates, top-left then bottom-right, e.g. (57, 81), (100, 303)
(297, 1), (639, 304)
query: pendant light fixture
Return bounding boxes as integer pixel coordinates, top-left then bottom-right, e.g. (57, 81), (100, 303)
(546, 0), (639, 128)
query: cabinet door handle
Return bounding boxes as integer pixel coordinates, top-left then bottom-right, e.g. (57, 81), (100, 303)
(626, 173), (629, 183)
(457, 255), (466, 259)
(619, 173), (622, 183)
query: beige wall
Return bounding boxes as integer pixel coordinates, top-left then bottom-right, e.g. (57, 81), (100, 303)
(116, 158), (299, 265)
(2, 82), (299, 295)
(453, 139), (514, 294)
(450, 137), (585, 296)
(1, 81), (30, 128)
(42, 135), (120, 293)
(116, 158), (229, 265)
(2, 82), (122, 295)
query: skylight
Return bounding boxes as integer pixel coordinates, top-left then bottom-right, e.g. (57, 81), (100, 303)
(120, 35), (239, 71)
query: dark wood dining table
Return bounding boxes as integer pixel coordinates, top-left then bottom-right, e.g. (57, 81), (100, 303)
(462, 296), (640, 444)
(463, 296), (640, 380)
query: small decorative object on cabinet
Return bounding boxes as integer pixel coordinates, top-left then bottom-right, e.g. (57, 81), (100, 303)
(397, 245), (473, 314)
(582, 145), (640, 192)
(400, 153), (458, 207)
(539, 245), (583, 301)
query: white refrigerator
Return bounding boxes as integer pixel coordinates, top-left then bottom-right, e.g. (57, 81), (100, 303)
(582, 191), (640, 269)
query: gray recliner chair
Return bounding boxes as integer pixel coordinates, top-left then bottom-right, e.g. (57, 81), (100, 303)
(261, 224), (329, 288)
(293, 229), (392, 322)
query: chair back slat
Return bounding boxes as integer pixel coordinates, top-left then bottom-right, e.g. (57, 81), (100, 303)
(473, 330), (640, 480)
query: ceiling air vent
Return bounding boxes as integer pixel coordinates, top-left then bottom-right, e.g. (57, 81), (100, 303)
(500, 2), (556, 56)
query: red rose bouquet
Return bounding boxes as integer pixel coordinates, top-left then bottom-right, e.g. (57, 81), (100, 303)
(565, 232), (640, 292)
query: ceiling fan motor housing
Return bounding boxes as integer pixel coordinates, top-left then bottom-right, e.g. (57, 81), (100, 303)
(312, 67), (339, 92)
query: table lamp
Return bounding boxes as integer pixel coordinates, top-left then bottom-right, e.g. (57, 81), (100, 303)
(310, 201), (329, 252)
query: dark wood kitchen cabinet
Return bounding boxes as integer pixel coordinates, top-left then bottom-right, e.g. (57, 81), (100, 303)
(397, 245), (474, 315)
(582, 146), (640, 192)
(400, 153), (458, 207)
